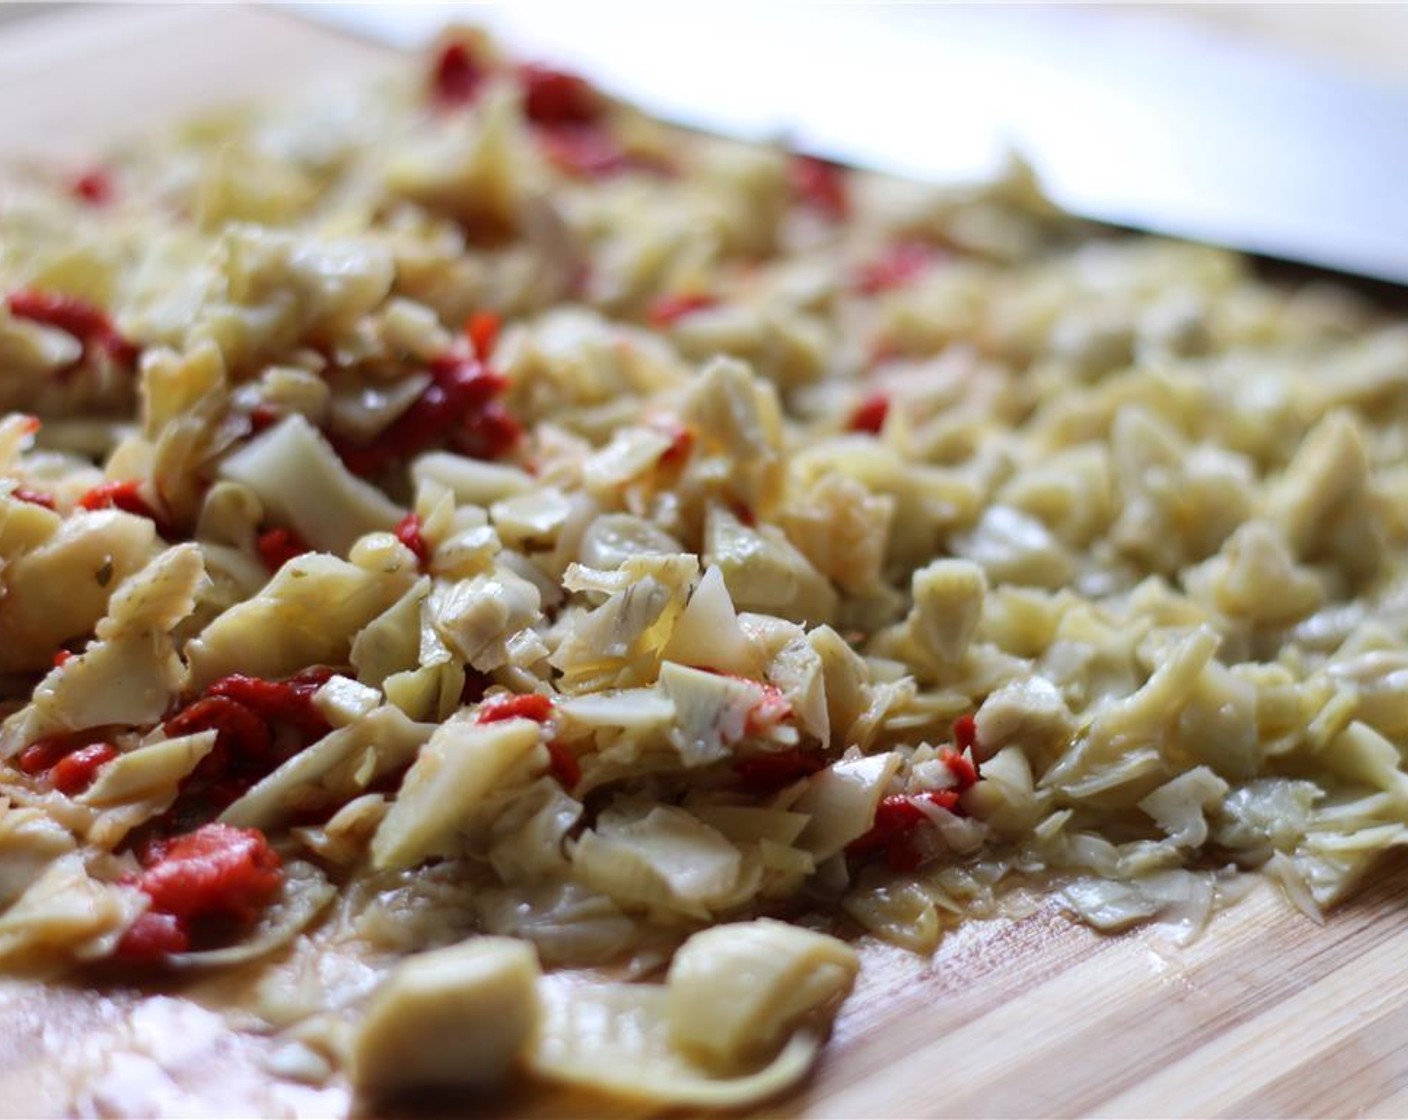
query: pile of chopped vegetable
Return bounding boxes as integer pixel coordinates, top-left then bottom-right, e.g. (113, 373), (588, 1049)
(2, 25), (1408, 1108)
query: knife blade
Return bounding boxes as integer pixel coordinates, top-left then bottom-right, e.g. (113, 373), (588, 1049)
(284, 2), (1408, 286)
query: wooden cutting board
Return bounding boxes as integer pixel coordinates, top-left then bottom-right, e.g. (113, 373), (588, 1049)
(3, 6), (1408, 1117)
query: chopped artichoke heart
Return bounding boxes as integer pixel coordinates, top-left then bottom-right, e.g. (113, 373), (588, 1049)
(371, 717), (546, 871)
(666, 919), (858, 1074)
(351, 937), (542, 1092)
(218, 414), (403, 555)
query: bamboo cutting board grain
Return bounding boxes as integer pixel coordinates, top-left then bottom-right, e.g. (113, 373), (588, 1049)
(3, 6), (1408, 1117)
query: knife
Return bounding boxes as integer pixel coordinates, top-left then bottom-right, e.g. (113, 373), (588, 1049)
(284, 3), (1408, 287)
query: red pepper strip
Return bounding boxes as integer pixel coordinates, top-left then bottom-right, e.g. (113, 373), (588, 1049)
(248, 405), (280, 434)
(134, 823), (282, 922)
(114, 824), (283, 961)
(17, 736), (75, 776)
(848, 795), (927, 856)
(465, 310), (501, 362)
(206, 668), (334, 743)
(789, 155), (849, 221)
(535, 124), (675, 181)
(256, 527), (312, 573)
(160, 669), (336, 818)
(478, 693), (553, 724)
(847, 392), (890, 435)
(953, 713), (978, 757)
(430, 40), (485, 109)
(519, 63), (605, 126)
(854, 241), (938, 296)
(545, 739), (582, 789)
(394, 513), (431, 568)
(5, 290), (138, 368)
(164, 696), (273, 765)
(648, 293), (717, 329)
(78, 480), (175, 539)
(50, 743), (118, 796)
(12, 487), (56, 510)
(458, 400), (523, 462)
(847, 790), (963, 871)
(940, 745), (979, 791)
(734, 748), (824, 795)
(114, 910), (188, 959)
(16, 728), (115, 778)
(656, 423), (695, 470)
(53, 649), (75, 669)
(71, 168), (113, 206)
(336, 353), (517, 476)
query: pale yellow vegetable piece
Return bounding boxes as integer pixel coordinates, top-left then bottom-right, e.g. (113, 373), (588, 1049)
(529, 980), (823, 1108)
(3, 543), (205, 748)
(0, 800), (75, 910)
(185, 551), (415, 690)
(793, 752), (904, 861)
(0, 854), (144, 966)
(666, 919), (858, 1074)
(661, 565), (761, 677)
(371, 716), (545, 871)
(218, 414), (403, 556)
(223, 705), (431, 832)
(706, 505), (838, 626)
(351, 937), (542, 1093)
(80, 730), (216, 808)
(573, 804), (743, 917)
(908, 558), (987, 666)
(0, 510), (157, 674)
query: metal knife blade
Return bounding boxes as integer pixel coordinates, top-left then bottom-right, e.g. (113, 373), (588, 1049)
(285, 2), (1408, 286)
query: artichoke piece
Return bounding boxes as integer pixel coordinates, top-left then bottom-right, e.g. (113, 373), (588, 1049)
(371, 716), (545, 871)
(351, 937), (542, 1093)
(666, 919), (858, 1074)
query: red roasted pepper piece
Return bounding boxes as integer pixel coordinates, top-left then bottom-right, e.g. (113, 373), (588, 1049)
(78, 480), (174, 539)
(6, 290), (138, 368)
(16, 728), (117, 784)
(465, 310), (501, 362)
(70, 168), (114, 206)
(430, 40), (485, 109)
(256, 527), (311, 573)
(847, 392), (890, 435)
(478, 693), (554, 724)
(337, 353), (518, 475)
(545, 739), (581, 789)
(114, 910), (188, 959)
(394, 513), (431, 568)
(953, 713), (978, 756)
(648, 293), (717, 329)
(164, 695), (273, 766)
(854, 241), (938, 295)
(734, 748), (824, 795)
(205, 668), (335, 743)
(49, 743), (118, 796)
(940, 746), (979, 791)
(133, 823), (282, 923)
(790, 155), (849, 221)
(518, 63), (605, 127)
(12, 487), (55, 510)
(114, 824), (283, 961)
(847, 790), (964, 871)
(656, 423), (696, 471)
